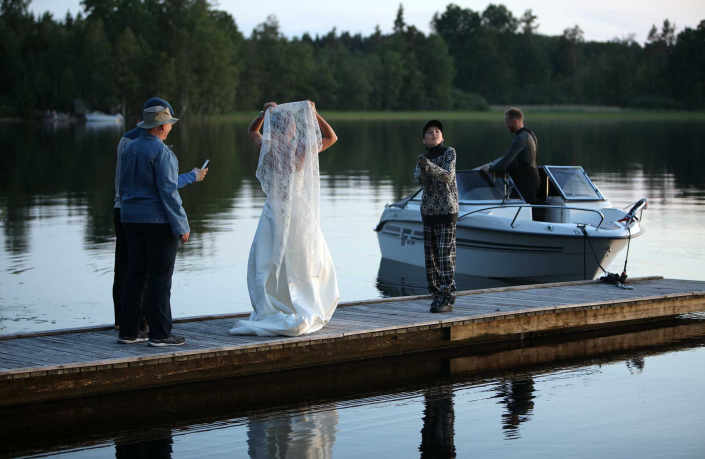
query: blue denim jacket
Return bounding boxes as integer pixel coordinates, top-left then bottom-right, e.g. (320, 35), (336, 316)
(114, 127), (196, 209)
(119, 132), (190, 235)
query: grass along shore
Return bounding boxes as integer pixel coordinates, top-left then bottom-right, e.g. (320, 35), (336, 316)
(216, 110), (705, 122)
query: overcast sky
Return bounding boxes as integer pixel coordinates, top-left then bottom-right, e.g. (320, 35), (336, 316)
(29, 0), (705, 44)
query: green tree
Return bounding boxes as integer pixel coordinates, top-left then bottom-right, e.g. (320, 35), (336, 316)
(670, 20), (705, 109)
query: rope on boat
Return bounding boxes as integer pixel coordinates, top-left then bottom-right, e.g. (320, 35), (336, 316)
(579, 223), (634, 290)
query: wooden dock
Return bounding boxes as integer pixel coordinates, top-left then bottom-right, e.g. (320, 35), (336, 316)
(1, 277), (704, 407)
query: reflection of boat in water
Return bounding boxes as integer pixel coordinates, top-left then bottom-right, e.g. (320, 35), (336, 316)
(376, 258), (522, 297)
(84, 111), (124, 123)
(376, 166), (647, 282)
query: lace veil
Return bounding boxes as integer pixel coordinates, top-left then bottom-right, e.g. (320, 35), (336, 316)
(256, 101), (323, 288)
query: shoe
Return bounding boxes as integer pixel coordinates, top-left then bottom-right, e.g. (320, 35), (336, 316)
(429, 296), (440, 311)
(148, 335), (186, 347)
(117, 333), (148, 344)
(430, 303), (453, 313)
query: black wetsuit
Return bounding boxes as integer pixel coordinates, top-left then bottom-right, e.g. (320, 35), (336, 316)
(489, 127), (539, 204)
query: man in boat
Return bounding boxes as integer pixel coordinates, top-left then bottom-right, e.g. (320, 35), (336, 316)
(414, 120), (459, 313)
(481, 107), (539, 206)
(112, 98), (208, 335)
(117, 101), (190, 346)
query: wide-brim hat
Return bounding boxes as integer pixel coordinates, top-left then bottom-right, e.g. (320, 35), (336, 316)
(137, 105), (178, 129)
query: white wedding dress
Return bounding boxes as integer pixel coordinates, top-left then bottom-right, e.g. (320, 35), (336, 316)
(230, 102), (339, 337)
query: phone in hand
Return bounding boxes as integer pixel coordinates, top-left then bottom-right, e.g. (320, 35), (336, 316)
(201, 159), (210, 169)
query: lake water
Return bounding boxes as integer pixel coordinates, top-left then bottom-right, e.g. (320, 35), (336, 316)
(1, 115), (704, 458)
(1, 115), (704, 334)
(2, 316), (704, 458)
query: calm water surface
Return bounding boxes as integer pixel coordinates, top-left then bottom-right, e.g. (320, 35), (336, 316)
(2, 317), (704, 458)
(1, 116), (704, 334)
(1, 117), (704, 457)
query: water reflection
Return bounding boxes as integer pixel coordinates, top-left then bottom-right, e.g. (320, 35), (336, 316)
(495, 377), (535, 440)
(1, 318), (704, 458)
(420, 386), (456, 458)
(626, 357), (645, 375)
(247, 407), (338, 459)
(115, 431), (173, 459)
(376, 258), (523, 297)
(2, 117), (705, 334)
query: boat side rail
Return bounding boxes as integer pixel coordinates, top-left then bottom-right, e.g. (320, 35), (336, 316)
(458, 205), (606, 230)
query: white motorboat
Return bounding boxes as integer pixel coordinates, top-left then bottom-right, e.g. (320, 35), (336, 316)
(375, 166), (647, 282)
(84, 111), (125, 123)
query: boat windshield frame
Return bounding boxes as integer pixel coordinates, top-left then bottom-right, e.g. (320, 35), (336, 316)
(407, 170), (525, 205)
(544, 166), (605, 202)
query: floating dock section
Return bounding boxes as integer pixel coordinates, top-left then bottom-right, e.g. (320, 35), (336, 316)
(1, 277), (703, 407)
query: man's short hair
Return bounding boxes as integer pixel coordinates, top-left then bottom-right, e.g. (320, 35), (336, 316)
(504, 107), (524, 121)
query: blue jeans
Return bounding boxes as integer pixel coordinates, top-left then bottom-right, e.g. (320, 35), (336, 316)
(121, 223), (178, 340)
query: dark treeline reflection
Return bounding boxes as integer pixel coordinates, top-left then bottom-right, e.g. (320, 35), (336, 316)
(1, 117), (704, 257)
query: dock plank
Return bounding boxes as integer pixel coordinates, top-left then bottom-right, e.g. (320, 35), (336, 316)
(1, 277), (704, 406)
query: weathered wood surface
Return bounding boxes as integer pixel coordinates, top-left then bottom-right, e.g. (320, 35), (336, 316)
(0, 277), (704, 406)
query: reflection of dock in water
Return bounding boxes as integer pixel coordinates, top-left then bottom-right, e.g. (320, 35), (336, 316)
(1, 277), (704, 407)
(1, 318), (704, 457)
(376, 258), (524, 297)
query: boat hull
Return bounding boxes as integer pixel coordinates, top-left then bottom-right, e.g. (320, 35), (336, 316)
(377, 219), (634, 282)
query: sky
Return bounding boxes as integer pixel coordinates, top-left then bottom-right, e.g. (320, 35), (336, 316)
(29, 0), (705, 44)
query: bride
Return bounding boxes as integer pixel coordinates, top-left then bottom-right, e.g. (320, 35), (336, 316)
(230, 101), (340, 337)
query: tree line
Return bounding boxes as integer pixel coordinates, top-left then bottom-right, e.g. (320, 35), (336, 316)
(1, 0), (703, 118)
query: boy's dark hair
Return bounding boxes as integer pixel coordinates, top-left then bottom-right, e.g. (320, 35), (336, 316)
(422, 120), (443, 137)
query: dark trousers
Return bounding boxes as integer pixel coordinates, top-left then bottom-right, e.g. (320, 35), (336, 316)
(121, 223), (178, 340)
(112, 208), (147, 330)
(423, 222), (457, 306)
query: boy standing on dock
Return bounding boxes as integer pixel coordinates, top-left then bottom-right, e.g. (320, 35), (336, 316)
(414, 120), (459, 313)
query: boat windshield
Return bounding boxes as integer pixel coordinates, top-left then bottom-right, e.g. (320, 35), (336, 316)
(407, 170), (523, 204)
(545, 166), (603, 201)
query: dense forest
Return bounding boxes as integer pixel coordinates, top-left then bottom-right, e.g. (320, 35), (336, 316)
(1, 0), (704, 118)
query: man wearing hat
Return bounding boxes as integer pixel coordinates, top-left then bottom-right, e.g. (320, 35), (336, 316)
(117, 100), (190, 346)
(414, 120), (459, 313)
(112, 98), (207, 335)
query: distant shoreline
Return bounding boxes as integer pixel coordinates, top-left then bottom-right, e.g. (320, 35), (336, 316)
(3, 109), (704, 124)
(216, 109), (705, 122)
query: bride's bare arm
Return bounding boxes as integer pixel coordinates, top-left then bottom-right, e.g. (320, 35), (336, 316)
(308, 101), (338, 152)
(248, 102), (277, 152)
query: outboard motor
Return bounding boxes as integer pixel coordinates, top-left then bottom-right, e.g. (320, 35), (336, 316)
(619, 198), (648, 225)
(602, 198), (647, 289)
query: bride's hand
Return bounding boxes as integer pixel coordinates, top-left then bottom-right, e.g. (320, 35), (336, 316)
(307, 100), (316, 113)
(263, 102), (277, 112)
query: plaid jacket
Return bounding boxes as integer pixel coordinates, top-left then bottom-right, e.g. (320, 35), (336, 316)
(414, 147), (459, 224)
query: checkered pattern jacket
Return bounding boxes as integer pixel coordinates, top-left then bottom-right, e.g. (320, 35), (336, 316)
(414, 147), (459, 224)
